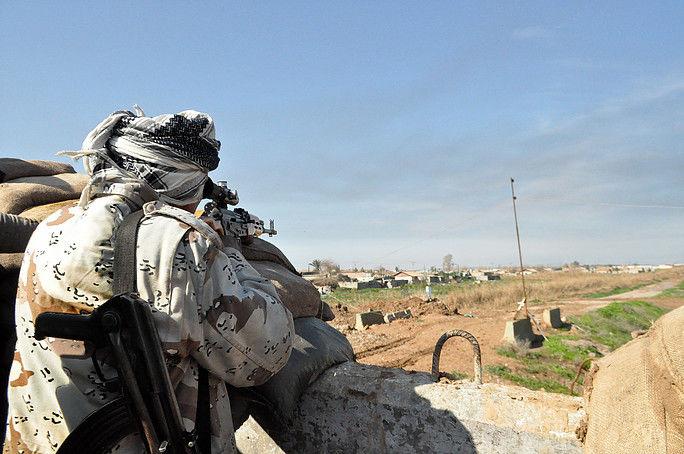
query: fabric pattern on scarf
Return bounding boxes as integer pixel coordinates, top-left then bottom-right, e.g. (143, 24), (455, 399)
(73, 109), (220, 206)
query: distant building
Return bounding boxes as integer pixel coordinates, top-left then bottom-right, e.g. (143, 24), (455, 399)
(340, 271), (375, 282)
(473, 270), (501, 282)
(338, 280), (384, 290)
(655, 264), (673, 270)
(387, 279), (409, 288)
(392, 271), (424, 284)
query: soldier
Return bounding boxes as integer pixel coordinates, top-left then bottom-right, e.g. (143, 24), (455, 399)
(5, 109), (294, 453)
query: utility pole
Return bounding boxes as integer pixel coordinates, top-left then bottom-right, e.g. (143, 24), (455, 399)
(510, 178), (529, 318)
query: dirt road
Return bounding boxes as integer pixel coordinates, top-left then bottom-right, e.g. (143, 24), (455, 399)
(600, 279), (677, 299)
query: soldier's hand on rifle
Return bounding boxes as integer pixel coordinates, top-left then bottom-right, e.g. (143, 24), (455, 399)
(200, 215), (225, 236)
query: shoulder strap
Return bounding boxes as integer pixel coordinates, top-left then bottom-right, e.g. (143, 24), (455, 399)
(113, 210), (145, 295)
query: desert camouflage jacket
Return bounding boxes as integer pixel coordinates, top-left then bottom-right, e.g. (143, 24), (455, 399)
(4, 193), (294, 453)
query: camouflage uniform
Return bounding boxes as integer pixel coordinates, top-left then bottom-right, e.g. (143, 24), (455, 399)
(4, 190), (294, 453)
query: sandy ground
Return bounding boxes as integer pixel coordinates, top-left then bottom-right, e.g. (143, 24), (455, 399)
(330, 280), (681, 382)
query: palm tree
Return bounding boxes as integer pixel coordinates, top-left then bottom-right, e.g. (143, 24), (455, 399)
(309, 259), (322, 273)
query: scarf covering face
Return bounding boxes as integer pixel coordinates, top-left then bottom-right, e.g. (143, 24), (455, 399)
(79, 109), (220, 205)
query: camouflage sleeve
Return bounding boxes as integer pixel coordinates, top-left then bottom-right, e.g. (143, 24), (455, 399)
(165, 230), (294, 387)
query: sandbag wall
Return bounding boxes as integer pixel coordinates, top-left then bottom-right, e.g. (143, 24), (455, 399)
(581, 305), (684, 453)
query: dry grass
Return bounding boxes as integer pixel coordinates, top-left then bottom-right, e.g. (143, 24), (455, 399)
(323, 268), (684, 313)
(440, 268), (684, 312)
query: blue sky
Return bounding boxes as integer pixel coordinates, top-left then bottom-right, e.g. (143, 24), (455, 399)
(1, 2), (682, 269)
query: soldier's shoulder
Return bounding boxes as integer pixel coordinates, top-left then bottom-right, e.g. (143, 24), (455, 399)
(141, 201), (222, 249)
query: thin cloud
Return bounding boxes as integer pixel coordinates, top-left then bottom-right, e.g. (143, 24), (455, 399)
(531, 77), (684, 137)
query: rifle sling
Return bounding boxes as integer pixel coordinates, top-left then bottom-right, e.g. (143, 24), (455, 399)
(113, 208), (211, 452)
(113, 210), (144, 294)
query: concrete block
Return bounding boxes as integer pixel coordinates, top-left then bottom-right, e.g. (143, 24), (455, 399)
(355, 311), (385, 330)
(503, 318), (537, 345)
(543, 308), (563, 328)
(235, 362), (584, 453)
(384, 309), (412, 323)
(236, 417), (284, 454)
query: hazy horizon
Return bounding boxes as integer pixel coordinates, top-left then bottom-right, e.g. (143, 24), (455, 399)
(2, 2), (682, 269)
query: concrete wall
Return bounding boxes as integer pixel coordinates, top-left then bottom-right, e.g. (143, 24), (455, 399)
(386, 279), (408, 288)
(340, 280), (384, 290)
(236, 362), (584, 454)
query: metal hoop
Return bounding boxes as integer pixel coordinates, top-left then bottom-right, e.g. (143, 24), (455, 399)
(432, 330), (483, 385)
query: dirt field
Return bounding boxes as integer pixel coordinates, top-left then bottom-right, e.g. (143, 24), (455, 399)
(327, 269), (684, 392)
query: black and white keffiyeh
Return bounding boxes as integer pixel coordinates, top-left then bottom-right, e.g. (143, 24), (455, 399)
(62, 107), (221, 206)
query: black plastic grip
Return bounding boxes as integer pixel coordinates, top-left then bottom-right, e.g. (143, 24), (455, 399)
(34, 312), (99, 342)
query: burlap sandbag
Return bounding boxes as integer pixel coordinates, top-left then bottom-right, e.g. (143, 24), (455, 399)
(242, 237), (298, 274)
(255, 317), (354, 420)
(230, 317), (354, 429)
(582, 306), (684, 453)
(20, 199), (78, 221)
(0, 253), (23, 331)
(0, 173), (87, 214)
(0, 213), (38, 253)
(0, 253), (23, 275)
(0, 158), (74, 183)
(250, 260), (326, 320)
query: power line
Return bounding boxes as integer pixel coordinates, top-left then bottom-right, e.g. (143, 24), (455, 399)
(353, 192), (683, 268)
(525, 196), (684, 210)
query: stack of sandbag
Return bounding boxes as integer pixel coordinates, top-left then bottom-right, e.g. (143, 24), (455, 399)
(0, 213), (35, 323)
(242, 237), (334, 321)
(0, 213), (38, 255)
(0, 158), (85, 220)
(0, 158), (74, 182)
(581, 305), (684, 453)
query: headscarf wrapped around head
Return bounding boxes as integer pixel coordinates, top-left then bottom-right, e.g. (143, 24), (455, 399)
(72, 108), (220, 206)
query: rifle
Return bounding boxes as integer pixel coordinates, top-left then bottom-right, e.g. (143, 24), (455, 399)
(202, 179), (277, 245)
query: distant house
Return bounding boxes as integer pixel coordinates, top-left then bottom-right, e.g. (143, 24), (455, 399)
(591, 265), (616, 274)
(562, 265), (589, 273)
(393, 271), (423, 284)
(338, 280), (384, 290)
(473, 270), (501, 282)
(340, 271), (374, 283)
